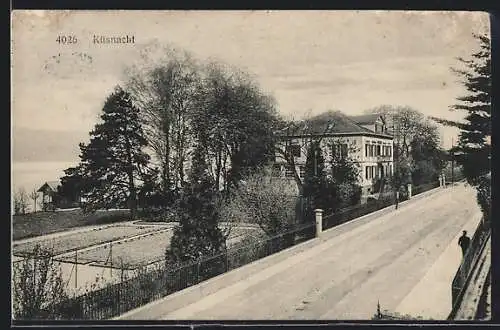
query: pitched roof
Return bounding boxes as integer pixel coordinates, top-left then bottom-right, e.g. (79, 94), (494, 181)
(37, 180), (61, 193)
(348, 113), (384, 125)
(276, 110), (393, 139)
(302, 110), (375, 135)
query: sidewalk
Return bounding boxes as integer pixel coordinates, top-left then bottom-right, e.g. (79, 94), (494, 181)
(394, 211), (482, 319)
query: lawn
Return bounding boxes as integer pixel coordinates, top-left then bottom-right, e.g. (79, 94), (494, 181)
(12, 225), (164, 257)
(57, 226), (263, 269)
(12, 209), (132, 240)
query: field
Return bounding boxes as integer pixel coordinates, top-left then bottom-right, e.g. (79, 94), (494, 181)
(12, 225), (164, 257)
(12, 209), (131, 240)
(56, 226), (262, 269)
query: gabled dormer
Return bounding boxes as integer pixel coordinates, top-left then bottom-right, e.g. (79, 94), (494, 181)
(348, 114), (387, 134)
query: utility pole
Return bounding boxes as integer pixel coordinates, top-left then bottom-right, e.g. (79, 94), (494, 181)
(75, 250), (78, 289)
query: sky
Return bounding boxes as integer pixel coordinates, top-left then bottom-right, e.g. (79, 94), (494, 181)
(11, 10), (490, 193)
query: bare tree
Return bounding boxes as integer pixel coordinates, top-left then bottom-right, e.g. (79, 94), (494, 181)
(273, 113), (335, 193)
(364, 105), (440, 159)
(29, 190), (39, 213)
(14, 188), (29, 215)
(125, 44), (200, 195)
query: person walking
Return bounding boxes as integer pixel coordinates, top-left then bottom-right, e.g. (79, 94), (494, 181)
(395, 190), (400, 210)
(458, 230), (471, 257)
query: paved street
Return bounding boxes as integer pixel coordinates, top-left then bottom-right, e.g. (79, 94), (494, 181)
(119, 183), (482, 320)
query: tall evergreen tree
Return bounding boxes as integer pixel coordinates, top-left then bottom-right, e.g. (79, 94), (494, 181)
(67, 86), (151, 219)
(166, 141), (226, 273)
(430, 33), (491, 222)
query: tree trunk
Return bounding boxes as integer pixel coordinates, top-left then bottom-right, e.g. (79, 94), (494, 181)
(164, 125), (171, 195)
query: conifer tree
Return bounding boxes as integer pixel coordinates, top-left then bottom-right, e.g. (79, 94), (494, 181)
(431, 34), (491, 184)
(430, 33), (491, 222)
(65, 86), (151, 219)
(166, 142), (226, 276)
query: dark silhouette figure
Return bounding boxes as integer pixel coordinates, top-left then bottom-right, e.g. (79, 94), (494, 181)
(458, 230), (471, 257)
(395, 190), (400, 210)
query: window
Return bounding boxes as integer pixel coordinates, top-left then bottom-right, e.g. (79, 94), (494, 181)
(341, 144), (348, 158)
(285, 165), (295, 178)
(365, 166), (369, 180)
(389, 146), (392, 157)
(377, 145), (381, 156)
(299, 165), (306, 178)
(365, 144), (369, 157)
(286, 144), (301, 158)
(332, 143), (348, 159)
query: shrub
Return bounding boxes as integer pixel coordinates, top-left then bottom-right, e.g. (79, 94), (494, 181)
(12, 245), (68, 320)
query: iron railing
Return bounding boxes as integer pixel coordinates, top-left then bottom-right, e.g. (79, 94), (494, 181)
(26, 223), (315, 320)
(450, 219), (490, 318)
(322, 180), (443, 231)
(15, 179), (444, 320)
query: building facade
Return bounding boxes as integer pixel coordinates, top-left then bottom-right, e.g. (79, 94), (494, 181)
(274, 111), (394, 200)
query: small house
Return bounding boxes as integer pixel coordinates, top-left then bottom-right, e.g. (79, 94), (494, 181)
(37, 181), (61, 211)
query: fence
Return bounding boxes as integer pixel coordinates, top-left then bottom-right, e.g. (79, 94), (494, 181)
(34, 223), (315, 320)
(322, 179), (443, 231)
(17, 179), (443, 320)
(449, 218), (490, 317)
(412, 180), (440, 196)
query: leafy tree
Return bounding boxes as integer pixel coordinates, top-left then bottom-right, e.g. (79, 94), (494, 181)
(191, 62), (277, 192)
(326, 140), (362, 211)
(366, 105), (444, 187)
(12, 245), (68, 319)
(410, 134), (448, 186)
(67, 86), (152, 219)
(59, 167), (84, 207)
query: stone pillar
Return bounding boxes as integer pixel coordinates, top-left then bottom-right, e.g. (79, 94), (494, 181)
(314, 209), (323, 237)
(407, 183), (412, 199)
(442, 174), (446, 187)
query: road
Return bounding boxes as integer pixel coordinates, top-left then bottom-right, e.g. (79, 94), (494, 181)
(120, 183), (482, 320)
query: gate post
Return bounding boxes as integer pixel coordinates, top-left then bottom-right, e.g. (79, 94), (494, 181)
(314, 209), (323, 237)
